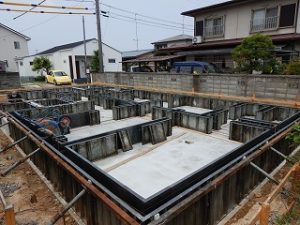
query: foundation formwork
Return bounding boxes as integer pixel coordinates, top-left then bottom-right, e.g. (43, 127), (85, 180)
(1, 86), (300, 225)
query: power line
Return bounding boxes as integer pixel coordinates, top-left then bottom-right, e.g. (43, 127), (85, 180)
(13, 0), (46, 20)
(58, 0), (194, 28)
(107, 14), (193, 33)
(109, 11), (193, 31)
(0, 8), (95, 14)
(100, 2), (194, 28)
(0, 1), (90, 10)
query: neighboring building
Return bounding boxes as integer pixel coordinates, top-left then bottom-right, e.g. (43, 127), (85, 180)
(158, 0), (300, 70)
(122, 35), (193, 72)
(152, 34), (193, 51)
(122, 49), (153, 62)
(17, 38), (122, 80)
(0, 23), (30, 72)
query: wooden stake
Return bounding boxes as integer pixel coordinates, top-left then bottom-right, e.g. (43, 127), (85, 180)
(4, 204), (16, 225)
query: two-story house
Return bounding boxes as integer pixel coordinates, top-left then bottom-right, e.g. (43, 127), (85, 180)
(160, 0), (300, 70)
(0, 23), (30, 72)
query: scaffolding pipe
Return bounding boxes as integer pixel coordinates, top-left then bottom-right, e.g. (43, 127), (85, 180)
(270, 147), (295, 164)
(48, 189), (86, 225)
(1, 147), (41, 176)
(0, 135), (28, 154)
(250, 162), (280, 185)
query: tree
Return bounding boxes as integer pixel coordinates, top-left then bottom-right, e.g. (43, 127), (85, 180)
(90, 50), (99, 72)
(32, 56), (52, 75)
(232, 33), (275, 74)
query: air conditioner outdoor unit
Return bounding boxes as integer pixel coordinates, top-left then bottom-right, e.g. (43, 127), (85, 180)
(192, 36), (203, 44)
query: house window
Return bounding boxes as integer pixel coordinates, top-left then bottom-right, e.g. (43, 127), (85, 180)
(14, 41), (20, 49)
(195, 20), (204, 36)
(204, 17), (224, 38)
(251, 7), (278, 32)
(156, 44), (167, 50)
(279, 4), (296, 27)
(108, 58), (116, 63)
(29, 61), (33, 66)
(19, 61), (23, 66)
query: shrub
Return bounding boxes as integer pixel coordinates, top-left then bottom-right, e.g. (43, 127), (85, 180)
(34, 75), (46, 82)
(286, 60), (300, 75)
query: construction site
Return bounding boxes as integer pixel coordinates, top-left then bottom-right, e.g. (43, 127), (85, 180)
(0, 72), (300, 225)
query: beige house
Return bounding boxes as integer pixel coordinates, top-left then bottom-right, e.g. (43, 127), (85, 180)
(159, 0), (300, 70)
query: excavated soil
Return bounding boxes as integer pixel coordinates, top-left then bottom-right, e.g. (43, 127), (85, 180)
(0, 130), (76, 225)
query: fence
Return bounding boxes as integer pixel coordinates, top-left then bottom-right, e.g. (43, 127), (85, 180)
(91, 72), (300, 106)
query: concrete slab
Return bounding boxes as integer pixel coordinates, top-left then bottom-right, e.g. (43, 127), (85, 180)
(175, 106), (212, 114)
(66, 117), (149, 142)
(95, 127), (241, 199)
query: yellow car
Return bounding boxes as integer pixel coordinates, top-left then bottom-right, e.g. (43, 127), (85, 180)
(46, 70), (72, 85)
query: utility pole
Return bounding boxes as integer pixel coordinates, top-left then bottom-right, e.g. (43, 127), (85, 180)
(95, 0), (104, 73)
(82, 16), (88, 81)
(134, 13), (139, 50)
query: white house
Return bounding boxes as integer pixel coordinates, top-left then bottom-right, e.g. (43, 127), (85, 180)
(17, 38), (122, 80)
(0, 23), (30, 72)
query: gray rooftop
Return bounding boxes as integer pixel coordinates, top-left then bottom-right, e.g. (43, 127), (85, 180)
(152, 34), (193, 44)
(0, 23), (31, 41)
(122, 49), (153, 58)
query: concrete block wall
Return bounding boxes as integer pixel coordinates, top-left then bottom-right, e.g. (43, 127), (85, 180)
(0, 72), (20, 89)
(92, 73), (300, 102)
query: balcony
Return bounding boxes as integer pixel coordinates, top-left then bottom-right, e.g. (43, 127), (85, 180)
(251, 16), (278, 32)
(204, 24), (224, 38)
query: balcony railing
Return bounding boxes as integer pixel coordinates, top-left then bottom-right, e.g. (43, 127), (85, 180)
(204, 24), (224, 38)
(251, 16), (278, 32)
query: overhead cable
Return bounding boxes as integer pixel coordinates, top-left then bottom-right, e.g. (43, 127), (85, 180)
(0, 1), (89, 10)
(0, 8), (95, 14)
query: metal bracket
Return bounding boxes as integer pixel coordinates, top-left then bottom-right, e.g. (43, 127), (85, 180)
(1, 147), (41, 176)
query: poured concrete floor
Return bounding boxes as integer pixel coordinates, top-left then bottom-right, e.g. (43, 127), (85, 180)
(95, 126), (241, 199)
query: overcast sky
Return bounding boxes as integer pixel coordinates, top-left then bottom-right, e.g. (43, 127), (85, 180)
(0, 0), (228, 54)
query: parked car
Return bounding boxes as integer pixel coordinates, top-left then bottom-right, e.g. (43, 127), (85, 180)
(46, 70), (72, 85)
(129, 65), (153, 72)
(170, 61), (222, 74)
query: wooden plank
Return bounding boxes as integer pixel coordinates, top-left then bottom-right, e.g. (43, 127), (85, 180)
(266, 163), (300, 204)
(248, 210), (260, 225)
